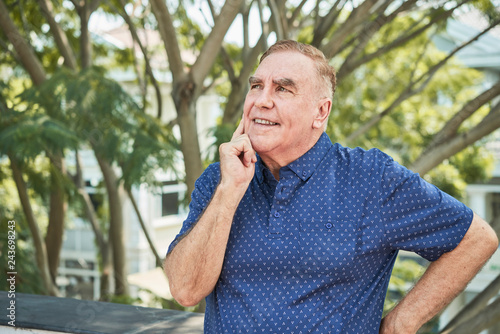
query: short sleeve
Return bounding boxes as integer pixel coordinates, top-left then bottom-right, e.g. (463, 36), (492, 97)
(380, 158), (473, 261)
(166, 163), (221, 255)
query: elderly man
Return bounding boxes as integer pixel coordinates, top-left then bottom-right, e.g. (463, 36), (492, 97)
(164, 40), (498, 333)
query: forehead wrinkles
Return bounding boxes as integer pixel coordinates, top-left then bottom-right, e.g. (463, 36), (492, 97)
(249, 76), (298, 90)
(253, 52), (317, 93)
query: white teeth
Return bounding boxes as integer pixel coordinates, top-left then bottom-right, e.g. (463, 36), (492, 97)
(254, 119), (278, 125)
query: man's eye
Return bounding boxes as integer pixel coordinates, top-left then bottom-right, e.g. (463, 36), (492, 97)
(250, 84), (262, 90)
(277, 86), (289, 92)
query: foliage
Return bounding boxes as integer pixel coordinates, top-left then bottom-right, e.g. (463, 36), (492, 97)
(384, 257), (426, 314)
(204, 119), (238, 164)
(1, 3), (500, 330)
(0, 65), (179, 298)
(0, 163), (45, 295)
(108, 293), (142, 305)
(19, 67), (179, 188)
(326, 18), (493, 198)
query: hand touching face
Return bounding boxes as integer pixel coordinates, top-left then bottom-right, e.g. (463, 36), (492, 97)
(242, 51), (331, 167)
(218, 117), (257, 191)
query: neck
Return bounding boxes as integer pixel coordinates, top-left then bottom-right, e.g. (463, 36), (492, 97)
(260, 157), (282, 181)
(259, 132), (323, 181)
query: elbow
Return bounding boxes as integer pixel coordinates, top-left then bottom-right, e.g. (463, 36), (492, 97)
(468, 214), (499, 259)
(171, 289), (204, 308)
(480, 218), (499, 257)
(164, 259), (205, 307)
(485, 228), (499, 256)
(473, 219), (499, 261)
(168, 279), (205, 307)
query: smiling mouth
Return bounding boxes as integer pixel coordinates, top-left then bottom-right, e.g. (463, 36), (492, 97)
(254, 118), (279, 125)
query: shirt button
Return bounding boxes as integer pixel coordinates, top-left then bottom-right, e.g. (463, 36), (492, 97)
(325, 222), (333, 229)
(274, 211), (281, 218)
(302, 171), (307, 177)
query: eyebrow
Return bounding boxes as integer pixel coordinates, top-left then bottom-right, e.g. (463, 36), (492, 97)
(248, 76), (261, 85)
(248, 76), (298, 91)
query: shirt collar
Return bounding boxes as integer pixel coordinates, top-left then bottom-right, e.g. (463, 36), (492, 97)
(255, 132), (333, 183)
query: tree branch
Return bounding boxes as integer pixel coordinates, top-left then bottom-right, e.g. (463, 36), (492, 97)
(37, 0), (78, 70)
(126, 187), (163, 268)
(0, 0), (46, 85)
(410, 100), (500, 175)
(268, 0), (284, 40)
(10, 156), (59, 296)
(289, 0), (308, 27)
(150, 0), (185, 82)
(312, 0), (346, 46)
(346, 17), (500, 143)
(256, 0), (269, 49)
(337, 0), (470, 80)
(426, 81), (500, 150)
(321, 0), (379, 57)
(337, 0), (418, 78)
(114, 0), (163, 118)
(191, 0), (243, 87)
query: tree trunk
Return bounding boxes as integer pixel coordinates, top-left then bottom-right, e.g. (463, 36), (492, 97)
(176, 98), (204, 200)
(3, 1), (69, 283)
(78, 185), (112, 299)
(78, 2), (93, 69)
(10, 156), (59, 296)
(126, 187), (163, 268)
(152, 0), (241, 198)
(222, 80), (246, 125)
(100, 240), (113, 301)
(45, 153), (67, 282)
(73, 150), (111, 299)
(0, 1), (66, 295)
(96, 156), (129, 296)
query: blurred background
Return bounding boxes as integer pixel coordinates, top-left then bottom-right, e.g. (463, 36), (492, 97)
(1, 0), (500, 332)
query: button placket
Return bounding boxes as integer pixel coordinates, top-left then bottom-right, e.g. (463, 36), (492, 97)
(269, 177), (292, 237)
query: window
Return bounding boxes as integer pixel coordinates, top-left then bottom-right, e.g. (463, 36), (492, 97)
(491, 192), (500, 222)
(162, 180), (179, 216)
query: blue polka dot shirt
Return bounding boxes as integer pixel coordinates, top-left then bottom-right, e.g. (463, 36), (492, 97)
(168, 132), (473, 333)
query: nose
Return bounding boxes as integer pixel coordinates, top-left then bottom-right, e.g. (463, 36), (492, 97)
(254, 87), (274, 109)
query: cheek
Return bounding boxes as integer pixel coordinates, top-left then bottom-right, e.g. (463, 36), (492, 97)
(243, 93), (254, 112)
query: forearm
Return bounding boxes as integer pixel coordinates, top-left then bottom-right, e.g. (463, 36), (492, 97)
(164, 183), (245, 306)
(381, 214), (498, 333)
(381, 256), (477, 333)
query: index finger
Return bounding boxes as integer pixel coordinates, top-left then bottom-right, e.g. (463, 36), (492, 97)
(231, 117), (245, 140)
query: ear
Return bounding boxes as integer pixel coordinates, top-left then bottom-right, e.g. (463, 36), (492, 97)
(312, 98), (332, 129)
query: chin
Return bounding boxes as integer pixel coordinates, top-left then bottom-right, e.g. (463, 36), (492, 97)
(252, 144), (273, 156)
(249, 134), (281, 152)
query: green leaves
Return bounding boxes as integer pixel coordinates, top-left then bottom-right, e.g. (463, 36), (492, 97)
(0, 113), (79, 161)
(1, 67), (178, 188)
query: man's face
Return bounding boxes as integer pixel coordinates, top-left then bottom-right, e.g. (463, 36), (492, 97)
(243, 51), (328, 164)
